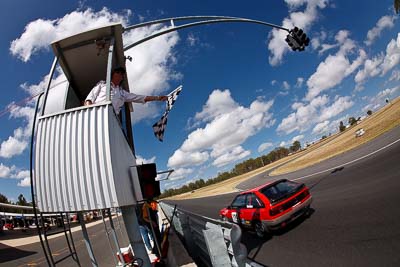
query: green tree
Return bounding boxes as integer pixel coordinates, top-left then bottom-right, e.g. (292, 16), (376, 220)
(348, 117), (357, 126)
(274, 147), (289, 159)
(0, 193), (10, 204)
(339, 121), (346, 132)
(395, 0), (400, 14)
(321, 135), (327, 140)
(290, 141), (301, 152)
(367, 110), (372, 116)
(16, 194), (28, 206)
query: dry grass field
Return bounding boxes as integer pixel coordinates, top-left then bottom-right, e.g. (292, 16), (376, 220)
(166, 96), (400, 200)
(271, 97), (400, 175)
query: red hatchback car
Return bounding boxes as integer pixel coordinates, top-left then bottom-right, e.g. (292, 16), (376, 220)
(219, 179), (312, 237)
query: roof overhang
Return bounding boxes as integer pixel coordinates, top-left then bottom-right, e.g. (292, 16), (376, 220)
(51, 23), (128, 100)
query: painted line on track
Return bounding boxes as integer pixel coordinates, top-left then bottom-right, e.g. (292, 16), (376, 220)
(292, 137), (400, 182)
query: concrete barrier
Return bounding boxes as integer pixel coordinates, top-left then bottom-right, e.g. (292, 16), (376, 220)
(158, 203), (196, 267)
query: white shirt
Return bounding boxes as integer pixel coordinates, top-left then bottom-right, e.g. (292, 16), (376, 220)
(85, 81), (146, 114)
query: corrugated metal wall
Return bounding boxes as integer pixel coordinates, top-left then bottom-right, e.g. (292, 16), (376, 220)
(34, 104), (133, 212)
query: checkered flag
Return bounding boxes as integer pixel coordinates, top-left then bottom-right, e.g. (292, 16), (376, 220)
(153, 85), (183, 141)
(166, 85), (182, 111)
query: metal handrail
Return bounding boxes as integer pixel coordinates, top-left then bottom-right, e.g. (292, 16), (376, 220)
(29, 91), (51, 265)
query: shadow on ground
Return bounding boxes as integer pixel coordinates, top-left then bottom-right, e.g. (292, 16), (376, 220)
(0, 228), (37, 241)
(242, 208), (315, 266)
(0, 244), (37, 263)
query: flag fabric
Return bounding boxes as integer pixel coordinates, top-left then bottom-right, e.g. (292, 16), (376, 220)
(153, 85), (182, 141)
(166, 85), (183, 111)
(152, 113), (168, 142)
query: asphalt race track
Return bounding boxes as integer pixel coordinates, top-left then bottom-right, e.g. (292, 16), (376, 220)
(166, 126), (400, 266)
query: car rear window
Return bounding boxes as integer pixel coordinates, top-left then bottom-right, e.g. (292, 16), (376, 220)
(260, 180), (303, 203)
(231, 194), (246, 208)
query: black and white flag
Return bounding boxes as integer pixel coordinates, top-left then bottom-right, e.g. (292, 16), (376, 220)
(153, 85), (183, 141)
(166, 85), (183, 111)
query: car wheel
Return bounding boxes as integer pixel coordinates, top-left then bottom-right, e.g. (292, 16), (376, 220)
(254, 221), (268, 238)
(304, 205), (312, 218)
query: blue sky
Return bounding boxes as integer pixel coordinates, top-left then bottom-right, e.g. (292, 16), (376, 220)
(1, 0), (399, 202)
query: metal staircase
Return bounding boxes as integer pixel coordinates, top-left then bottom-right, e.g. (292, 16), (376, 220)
(37, 212), (81, 267)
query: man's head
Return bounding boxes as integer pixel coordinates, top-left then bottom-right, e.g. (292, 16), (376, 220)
(111, 66), (126, 85)
(112, 66), (126, 75)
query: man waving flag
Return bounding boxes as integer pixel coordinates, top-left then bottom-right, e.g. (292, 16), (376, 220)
(153, 85), (183, 141)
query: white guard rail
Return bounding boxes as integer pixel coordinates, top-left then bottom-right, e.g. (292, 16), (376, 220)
(160, 202), (264, 267)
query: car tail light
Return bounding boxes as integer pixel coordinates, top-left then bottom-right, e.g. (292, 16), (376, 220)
(270, 205), (284, 216)
(304, 189), (310, 196)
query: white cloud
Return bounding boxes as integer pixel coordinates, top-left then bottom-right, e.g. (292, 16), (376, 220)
(18, 177), (31, 187)
(136, 155), (156, 165)
(1, 72), (72, 159)
(194, 90), (238, 122)
(0, 163), (30, 186)
(283, 81), (291, 90)
(376, 86), (400, 99)
(279, 134), (305, 148)
(167, 168), (194, 180)
(268, 0), (329, 66)
(295, 77), (304, 88)
(278, 91), (290, 96)
(0, 163), (12, 177)
(365, 15), (397, 46)
(291, 102), (303, 110)
(168, 89), (275, 169)
(122, 24), (181, 123)
(356, 33), (400, 86)
(212, 146), (251, 167)
(124, 24), (180, 97)
(319, 96), (354, 121)
(389, 69), (400, 81)
(168, 150), (209, 168)
(10, 8), (131, 62)
(0, 136), (28, 158)
(21, 70), (67, 97)
(277, 94), (353, 134)
(354, 54), (384, 85)
(0, 103), (35, 158)
(292, 134), (304, 142)
(271, 80), (277, 86)
(318, 43), (339, 55)
(312, 120), (330, 135)
(311, 30), (327, 50)
(306, 54), (350, 99)
(305, 30), (366, 100)
(277, 95), (328, 134)
(258, 142), (273, 153)
(380, 33), (400, 75)
(187, 33), (199, 46)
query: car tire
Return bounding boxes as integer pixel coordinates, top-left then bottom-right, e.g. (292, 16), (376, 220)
(304, 205), (312, 218)
(254, 221), (269, 238)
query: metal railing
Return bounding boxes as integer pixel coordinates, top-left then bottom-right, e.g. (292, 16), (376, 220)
(160, 202), (262, 267)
